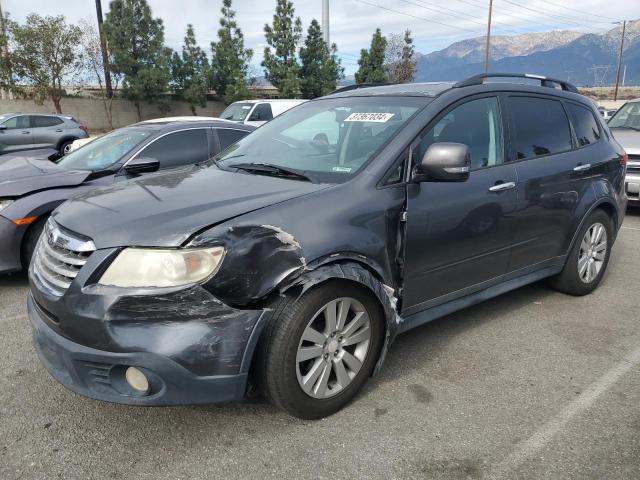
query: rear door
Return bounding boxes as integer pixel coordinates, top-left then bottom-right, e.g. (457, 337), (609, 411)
(0, 115), (33, 153)
(30, 115), (65, 149)
(504, 95), (600, 271)
(403, 95), (518, 313)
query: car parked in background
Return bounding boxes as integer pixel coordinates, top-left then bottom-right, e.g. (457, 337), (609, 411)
(598, 106), (617, 121)
(607, 99), (640, 204)
(220, 99), (307, 126)
(0, 113), (89, 156)
(0, 118), (255, 274)
(26, 73), (626, 419)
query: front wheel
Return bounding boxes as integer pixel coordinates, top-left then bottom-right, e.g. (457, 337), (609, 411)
(550, 209), (612, 296)
(258, 281), (384, 419)
(59, 140), (74, 156)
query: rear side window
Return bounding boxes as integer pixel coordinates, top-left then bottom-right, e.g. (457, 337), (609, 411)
(31, 116), (64, 127)
(249, 103), (273, 122)
(137, 129), (210, 169)
(217, 128), (249, 151)
(2, 115), (29, 129)
(566, 103), (601, 147)
(508, 97), (572, 160)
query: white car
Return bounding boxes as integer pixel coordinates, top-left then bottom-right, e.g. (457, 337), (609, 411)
(220, 99), (307, 127)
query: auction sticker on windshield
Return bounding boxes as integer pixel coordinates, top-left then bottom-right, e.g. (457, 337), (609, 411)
(344, 112), (395, 123)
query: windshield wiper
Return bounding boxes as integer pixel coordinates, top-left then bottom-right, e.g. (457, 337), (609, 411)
(229, 162), (313, 182)
(611, 126), (640, 131)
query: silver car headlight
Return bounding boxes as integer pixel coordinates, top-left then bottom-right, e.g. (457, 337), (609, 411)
(0, 199), (13, 213)
(99, 247), (225, 288)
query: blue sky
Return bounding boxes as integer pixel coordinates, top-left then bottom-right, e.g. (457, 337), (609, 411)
(3, 0), (638, 75)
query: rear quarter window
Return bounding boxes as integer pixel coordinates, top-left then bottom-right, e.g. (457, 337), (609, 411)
(566, 103), (601, 147)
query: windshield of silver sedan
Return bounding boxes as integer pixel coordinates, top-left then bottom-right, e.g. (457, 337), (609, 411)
(56, 128), (151, 171)
(608, 102), (640, 130)
(215, 96), (428, 183)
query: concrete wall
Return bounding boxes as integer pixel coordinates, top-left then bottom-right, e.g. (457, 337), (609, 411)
(0, 97), (226, 131)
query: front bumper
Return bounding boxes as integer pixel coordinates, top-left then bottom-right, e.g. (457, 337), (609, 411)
(626, 172), (640, 203)
(0, 215), (23, 274)
(28, 256), (270, 405)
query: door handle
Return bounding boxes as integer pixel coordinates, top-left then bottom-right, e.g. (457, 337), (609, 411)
(21, 131), (30, 134)
(488, 181), (516, 192)
(55, 129), (63, 132)
(573, 163), (591, 172)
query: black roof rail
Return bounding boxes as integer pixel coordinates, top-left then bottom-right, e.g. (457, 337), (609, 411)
(454, 73), (579, 93)
(328, 82), (395, 95)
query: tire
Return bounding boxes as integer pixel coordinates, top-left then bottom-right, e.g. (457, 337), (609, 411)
(549, 209), (612, 296)
(59, 140), (74, 156)
(257, 281), (385, 419)
(21, 216), (48, 269)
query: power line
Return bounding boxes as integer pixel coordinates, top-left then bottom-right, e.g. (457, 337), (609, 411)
(353, 0), (485, 35)
(533, 0), (621, 23)
(500, 0), (616, 28)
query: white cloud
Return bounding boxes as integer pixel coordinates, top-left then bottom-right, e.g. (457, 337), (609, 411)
(3, 0), (638, 74)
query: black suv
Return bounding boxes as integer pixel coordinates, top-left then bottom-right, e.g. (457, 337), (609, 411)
(27, 74), (627, 419)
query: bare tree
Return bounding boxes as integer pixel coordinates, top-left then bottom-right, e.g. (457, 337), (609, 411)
(79, 19), (121, 129)
(384, 30), (416, 84)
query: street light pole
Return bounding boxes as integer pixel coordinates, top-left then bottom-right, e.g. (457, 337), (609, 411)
(613, 20), (626, 101)
(483, 0), (493, 73)
(95, 0), (113, 99)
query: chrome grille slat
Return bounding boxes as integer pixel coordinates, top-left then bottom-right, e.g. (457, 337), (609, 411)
(32, 220), (94, 296)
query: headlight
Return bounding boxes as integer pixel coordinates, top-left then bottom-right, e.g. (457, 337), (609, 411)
(0, 199), (13, 213)
(99, 247), (225, 288)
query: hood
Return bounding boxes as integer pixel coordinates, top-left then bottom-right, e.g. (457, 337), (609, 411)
(0, 156), (90, 197)
(610, 128), (640, 154)
(53, 165), (330, 248)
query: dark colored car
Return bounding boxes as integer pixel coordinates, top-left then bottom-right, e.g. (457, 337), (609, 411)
(0, 119), (254, 274)
(0, 113), (89, 156)
(27, 74), (627, 419)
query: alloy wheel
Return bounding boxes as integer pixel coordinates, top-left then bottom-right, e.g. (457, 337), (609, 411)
(296, 297), (371, 399)
(578, 222), (607, 284)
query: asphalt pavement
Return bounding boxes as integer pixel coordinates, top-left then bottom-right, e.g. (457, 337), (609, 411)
(1, 210), (639, 480)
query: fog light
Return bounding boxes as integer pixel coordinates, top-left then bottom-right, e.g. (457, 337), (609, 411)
(125, 367), (149, 393)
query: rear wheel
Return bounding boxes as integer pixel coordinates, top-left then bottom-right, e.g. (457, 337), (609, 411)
(550, 209), (612, 296)
(59, 140), (74, 156)
(258, 281), (384, 419)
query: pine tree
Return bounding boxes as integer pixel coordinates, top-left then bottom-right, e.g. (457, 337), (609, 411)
(171, 25), (209, 115)
(211, 0), (253, 104)
(299, 19), (343, 99)
(262, 0), (302, 98)
(355, 28), (387, 84)
(104, 0), (170, 120)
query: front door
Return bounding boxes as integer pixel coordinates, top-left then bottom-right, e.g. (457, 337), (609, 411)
(403, 95), (518, 313)
(0, 115), (33, 153)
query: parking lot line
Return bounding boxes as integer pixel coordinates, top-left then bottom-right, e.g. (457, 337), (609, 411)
(621, 226), (640, 231)
(487, 344), (640, 479)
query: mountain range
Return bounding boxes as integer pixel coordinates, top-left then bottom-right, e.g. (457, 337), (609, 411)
(414, 20), (640, 86)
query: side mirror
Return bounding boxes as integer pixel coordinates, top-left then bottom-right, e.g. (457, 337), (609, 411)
(412, 142), (470, 182)
(0, 125), (7, 131)
(124, 157), (160, 175)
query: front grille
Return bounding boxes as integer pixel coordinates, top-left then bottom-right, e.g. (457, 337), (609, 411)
(32, 220), (95, 296)
(628, 155), (640, 173)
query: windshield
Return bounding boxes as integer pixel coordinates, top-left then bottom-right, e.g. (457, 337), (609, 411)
(216, 96), (427, 183)
(220, 103), (253, 122)
(56, 128), (152, 171)
(608, 102), (640, 130)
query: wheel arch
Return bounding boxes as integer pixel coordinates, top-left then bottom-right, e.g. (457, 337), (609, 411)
(566, 198), (619, 256)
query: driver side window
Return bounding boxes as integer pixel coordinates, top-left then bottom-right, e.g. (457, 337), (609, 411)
(417, 97), (504, 171)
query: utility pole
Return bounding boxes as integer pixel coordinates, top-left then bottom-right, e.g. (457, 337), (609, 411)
(322, 0), (330, 45)
(95, 0), (113, 98)
(0, 0), (12, 99)
(613, 20), (625, 101)
(483, 0), (493, 73)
